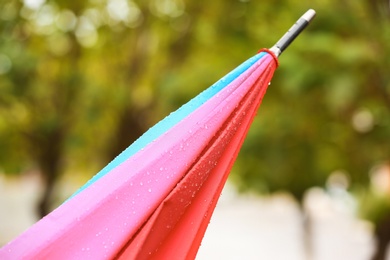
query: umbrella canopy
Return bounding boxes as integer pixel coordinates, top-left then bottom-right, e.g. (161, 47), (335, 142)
(0, 9), (315, 260)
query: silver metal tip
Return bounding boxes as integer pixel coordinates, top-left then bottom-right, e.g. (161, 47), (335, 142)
(269, 9), (316, 56)
(302, 9), (316, 22)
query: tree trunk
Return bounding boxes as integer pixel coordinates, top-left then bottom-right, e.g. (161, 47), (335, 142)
(38, 171), (58, 218)
(372, 212), (390, 260)
(31, 127), (65, 218)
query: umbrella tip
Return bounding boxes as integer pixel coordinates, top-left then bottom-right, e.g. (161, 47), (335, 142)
(269, 9), (316, 57)
(302, 9), (316, 23)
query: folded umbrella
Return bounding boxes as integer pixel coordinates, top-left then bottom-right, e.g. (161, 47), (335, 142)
(0, 9), (316, 260)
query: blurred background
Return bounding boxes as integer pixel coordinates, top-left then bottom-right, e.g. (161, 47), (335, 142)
(0, 0), (389, 259)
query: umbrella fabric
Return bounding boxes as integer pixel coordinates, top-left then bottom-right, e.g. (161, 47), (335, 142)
(68, 51), (269, 200)
(0, 49), (278, 260)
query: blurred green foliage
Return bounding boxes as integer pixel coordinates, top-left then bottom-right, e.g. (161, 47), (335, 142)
(0, 0), (389, 220)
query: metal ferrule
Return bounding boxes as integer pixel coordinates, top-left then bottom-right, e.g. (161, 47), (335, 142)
(270, 9), (316, 57)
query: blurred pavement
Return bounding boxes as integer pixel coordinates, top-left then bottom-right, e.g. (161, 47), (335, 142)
(0, 175), (381, 259)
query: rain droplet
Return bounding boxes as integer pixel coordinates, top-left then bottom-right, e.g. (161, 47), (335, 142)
(140, 182), (143, 186)
(160, 167), (164, 171)
(148, 188), (152, 193)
